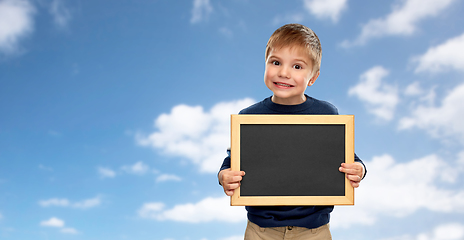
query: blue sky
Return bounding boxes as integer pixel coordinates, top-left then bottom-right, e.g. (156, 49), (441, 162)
(1, 0), (464, 239)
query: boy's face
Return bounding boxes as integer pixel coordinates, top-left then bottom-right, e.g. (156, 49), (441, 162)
(264, 46), (319, 105)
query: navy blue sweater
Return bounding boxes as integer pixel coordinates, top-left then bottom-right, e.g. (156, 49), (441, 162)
(219, 95), (366, 229)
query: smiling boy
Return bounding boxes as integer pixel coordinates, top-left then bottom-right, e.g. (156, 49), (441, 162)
(218, 24), (366, 239)
(265, 46), (318, 105)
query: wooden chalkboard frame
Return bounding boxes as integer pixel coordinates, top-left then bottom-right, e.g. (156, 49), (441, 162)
(230, 114), (354, 206)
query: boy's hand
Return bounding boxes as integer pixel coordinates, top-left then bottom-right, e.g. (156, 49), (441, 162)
(218, 168), (245, 196)
(339, 162), (364, 188)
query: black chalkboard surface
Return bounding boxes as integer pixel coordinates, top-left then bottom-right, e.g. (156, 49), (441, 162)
(230, 115), (354, 206)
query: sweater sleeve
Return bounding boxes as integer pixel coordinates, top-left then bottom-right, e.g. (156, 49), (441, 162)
(220, 149), (231, 171)
(354, 153), (367, 179)
(218, 149), (231, 185)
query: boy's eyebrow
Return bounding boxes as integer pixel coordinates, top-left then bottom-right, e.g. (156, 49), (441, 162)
(267, 55), (309, 64)
(267, 55), (279, 60)
(294, 58), (309, 65)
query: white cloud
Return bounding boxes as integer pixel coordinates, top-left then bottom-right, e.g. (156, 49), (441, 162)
(101, 162), (156, 177)
(39, 198), (69, 207)
(458, 151), (464, 171)
(412, 33), (464, 73)
(341, 0), (457, 47)
(348, 66), (399, 121)
(220, 236), (244, 240)
(303, 0), (347, 23)
(272, 13), (305, 26)
(38, 164), (53, 171)
(40, 217), (79, 234)
(219, 27), (233, 38)
(60, 227), (78, 234)
(139, 202), (164, 214)
(0, 0), (35, 54)
(49, 0), (71, 28)
(39, 196), (101, 209)
(398, 83), (464, 144)
(136, 98), (255, 173)
(406, 83), (437, 108)
(155, 174), (182, 183)
(121, 161), (149, 175)
(98, 167), (116, 178)
(40, 217), (65, 227)
(403, 82), (437, 108)
(379, 222), (464, 240)
(138, 196), (246, 223)
(72, 196), (101, 209)
(431, 223), (464, 240)
(331, 154), (464, 228)
(190, 0), (213, 24)
(404, 81), (423, 96)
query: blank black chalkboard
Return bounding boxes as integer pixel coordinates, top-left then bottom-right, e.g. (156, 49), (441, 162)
(230, 115), (354, 206)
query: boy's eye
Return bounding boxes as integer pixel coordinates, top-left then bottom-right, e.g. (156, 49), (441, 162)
(293, 64), (302, 70)
(272, 60), (280, 66)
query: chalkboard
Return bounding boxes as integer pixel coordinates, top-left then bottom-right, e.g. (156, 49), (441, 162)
(230, 115), (354, 206)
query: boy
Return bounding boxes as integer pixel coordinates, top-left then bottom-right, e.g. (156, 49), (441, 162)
(218, 23), (366, 239)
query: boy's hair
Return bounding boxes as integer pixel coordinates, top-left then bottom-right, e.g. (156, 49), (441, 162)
(265, 23), (322, 75)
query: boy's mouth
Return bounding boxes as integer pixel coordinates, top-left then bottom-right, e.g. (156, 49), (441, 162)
(274, 82), (294, 87)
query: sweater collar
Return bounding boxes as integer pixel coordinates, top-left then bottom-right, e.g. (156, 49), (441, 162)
(263, 94), (314, 113)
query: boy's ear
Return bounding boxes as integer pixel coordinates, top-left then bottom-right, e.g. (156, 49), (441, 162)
(308, 71), (320, 86)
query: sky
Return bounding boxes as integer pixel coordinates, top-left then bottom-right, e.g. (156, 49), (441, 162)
(1, 0), (464, 239)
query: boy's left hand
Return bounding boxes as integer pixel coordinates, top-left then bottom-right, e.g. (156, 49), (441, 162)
(339, 162), (363, 188)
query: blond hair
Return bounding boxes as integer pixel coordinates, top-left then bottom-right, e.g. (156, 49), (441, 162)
(265, 23), (322, 75)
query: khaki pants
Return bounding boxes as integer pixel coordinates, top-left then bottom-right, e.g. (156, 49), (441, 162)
(244, 220), (332, 240)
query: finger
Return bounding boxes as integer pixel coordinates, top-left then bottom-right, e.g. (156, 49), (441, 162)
(340, 163), (362, 171)
(350, 180), (360, 188)
(339, 167), (362, 175)
(225, 183), (241, 191)
(346, 174), (362, 182)
(342, 164), (362, 172)
(225, 175), (243, 184)
(233, 175), (244, 182)
(231, 171), (246, 176)
(223, 171), (245, 181)
(225, 182), (242, 195)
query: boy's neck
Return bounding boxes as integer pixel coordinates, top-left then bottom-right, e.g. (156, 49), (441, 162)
(271, 94), (307, 105)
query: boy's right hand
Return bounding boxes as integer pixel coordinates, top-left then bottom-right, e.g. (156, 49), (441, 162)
(218, 168), (245, 196)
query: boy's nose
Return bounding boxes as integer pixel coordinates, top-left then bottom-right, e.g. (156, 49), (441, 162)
(278, 67), (290, 78)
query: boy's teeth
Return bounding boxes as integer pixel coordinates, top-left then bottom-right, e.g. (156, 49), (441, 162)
(276, 83), (291, 87)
